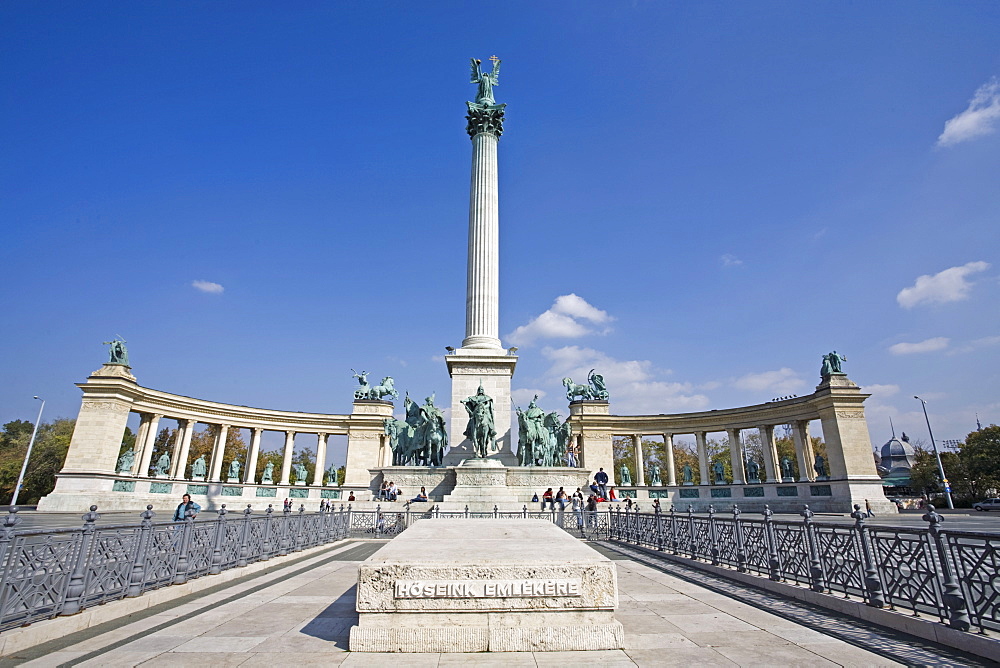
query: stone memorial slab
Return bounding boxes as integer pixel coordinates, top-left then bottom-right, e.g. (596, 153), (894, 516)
(349, 519), (623, 652)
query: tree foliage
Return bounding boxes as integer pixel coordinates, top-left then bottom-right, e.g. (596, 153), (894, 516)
(0, 418), (76, 504)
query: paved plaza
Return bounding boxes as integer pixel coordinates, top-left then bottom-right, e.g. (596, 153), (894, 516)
(1, 538), (982, 667)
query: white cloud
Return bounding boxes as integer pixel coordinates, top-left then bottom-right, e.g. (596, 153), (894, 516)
(720, 253), (743, 267)
(889, 337), (950, 355)
(732, 368), (806, 395)
(896, 261), (990, 308)
(511, 388), (546, 406)
(938, 77), (1000, 147)
(863, 384), (900, 398)
(192, 280), (224, 294)
(506, 294), (613, 346)
(950, 335), (1000, 355)
(538, 345), (709, 414)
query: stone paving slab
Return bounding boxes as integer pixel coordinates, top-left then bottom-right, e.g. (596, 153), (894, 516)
(0, 539), (980, 667)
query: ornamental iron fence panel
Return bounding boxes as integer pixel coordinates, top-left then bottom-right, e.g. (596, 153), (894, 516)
(0, 503), (351, 632)
(606, 504), (997, 634)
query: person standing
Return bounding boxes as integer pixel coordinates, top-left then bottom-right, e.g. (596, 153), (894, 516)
(173, 494), (201, 522)
(865, 499), (874, 518)
(585, 494), (598, 527)
(595, 468), (609, 500)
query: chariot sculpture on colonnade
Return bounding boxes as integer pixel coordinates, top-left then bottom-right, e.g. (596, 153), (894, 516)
(562, 369), (609, 401)
(352, 369), (399, 401)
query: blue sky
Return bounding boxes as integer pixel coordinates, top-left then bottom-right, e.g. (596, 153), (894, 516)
(2, 2), (998, 463)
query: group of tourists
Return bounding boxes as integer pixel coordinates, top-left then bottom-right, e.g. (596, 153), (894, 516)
(378, 480), (400, 501)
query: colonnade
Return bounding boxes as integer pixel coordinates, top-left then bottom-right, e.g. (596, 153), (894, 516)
(129, 413), (335, 486)
(621, 420), (817, 486)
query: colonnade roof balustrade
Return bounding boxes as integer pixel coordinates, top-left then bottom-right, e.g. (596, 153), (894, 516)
(568, 382), (869, 435)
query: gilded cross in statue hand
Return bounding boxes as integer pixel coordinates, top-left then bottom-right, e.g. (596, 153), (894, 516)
(489, 55), (499, 64)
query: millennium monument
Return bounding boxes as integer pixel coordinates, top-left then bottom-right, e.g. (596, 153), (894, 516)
(38, 60), (892, 515)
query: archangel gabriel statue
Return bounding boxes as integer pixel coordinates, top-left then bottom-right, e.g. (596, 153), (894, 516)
(469, 56), (501, 108)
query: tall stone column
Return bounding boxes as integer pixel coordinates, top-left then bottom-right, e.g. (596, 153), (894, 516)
(631, 435), (644, 486)
(727, 428), (745, 485)
(662, 434), (677, 486)
(759, 425), (779, 483)
(313, 433), (328, 486)
(280, 431), (295, 486)
(138, 414), (162, 477)
(792, 421), (813, 482)
(695, 432), (709, 485)
(445, 91), (516, 465)
(131, 414), (151, 476)
(173, 420), (195, 479)
(245, 428), (262, 484)
(209, 424), (229, 482)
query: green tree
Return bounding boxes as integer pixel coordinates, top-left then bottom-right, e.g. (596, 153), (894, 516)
(0, 418), (76, 504)
(959, 425), (1000, 497)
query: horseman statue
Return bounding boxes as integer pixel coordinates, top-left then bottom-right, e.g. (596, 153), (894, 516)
(462, 383), (497, 458)
(352, 369), (399, 401)
(545, 411), (573, 467)
(562, 368), (610, 401)
(515, 395), (547, 466)
(383, 393), (447, 466)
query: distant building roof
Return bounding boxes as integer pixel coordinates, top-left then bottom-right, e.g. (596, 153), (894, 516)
(879, 432), (916, 482)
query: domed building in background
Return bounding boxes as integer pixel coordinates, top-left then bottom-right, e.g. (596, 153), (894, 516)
(878, 431), (917, 492)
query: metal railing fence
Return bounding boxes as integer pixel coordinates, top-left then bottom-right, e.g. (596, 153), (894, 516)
(346, 504), (610, 541)
(607, 503), (999, 635)
(0, 503), (350, 632)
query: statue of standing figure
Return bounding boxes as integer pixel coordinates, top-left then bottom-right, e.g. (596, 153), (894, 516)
(462, 384), (496, 458)
(780, 456), (794, 480)
(469, 56), (501, 107)
(116, 449), (135, 474)
(745, 458), (761, 483)
(619, 464), (632, 486)
(814, 454), (828, 479)
(227, 460), (241, 481)
(713, 460), (726, 485)
(821, 351), (847, 377)
(262, 461), (274, 484)
(649, 464), (662, 486)
(154, 452), (170, 477)
(682, 463), (694, 485)
(325, 463), (338, 486)
(191, 455), (207, 478)
(103, 337), (129, 366)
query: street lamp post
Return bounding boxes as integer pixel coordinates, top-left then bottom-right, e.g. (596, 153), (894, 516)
(915, 396), (954, 509)
(11, 396), (45, 507)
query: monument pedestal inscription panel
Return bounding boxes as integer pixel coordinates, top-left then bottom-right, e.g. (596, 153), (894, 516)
(349, 519), (624, 652)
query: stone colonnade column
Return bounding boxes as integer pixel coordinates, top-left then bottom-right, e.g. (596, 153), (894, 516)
(662, 434), (676, 486)
(695, 432), (709, 485)
(209, 424), (229, 482)
(313, 433), (328, 486)
(168, 424), (185, 476)
(727, 428), (745, 485)
(245, 428), (262, 484)
(792, 421), (814, 482)
(131, 414), (151, 475)
(462, 130), (502, 349)
(759, 425), (779, 483)
(138, 414), (162, 477)
(173, 420), (195, 479)
(280, 431), (295, 485)
(631, 434), (644, 485)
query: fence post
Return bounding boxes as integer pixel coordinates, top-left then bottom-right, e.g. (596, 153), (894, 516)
(278, 506), (291, 556)
(261, 505), (274, 561)
(708, 505), (720, 566)
(763, 505), (780, 581)
(209, 504), (228, 575)
(127, 505), (156, 597)
(238, 505), (253, 567)
(294, 505), (305, 552)
(801, 505), (824, 592)
(733, 505), (747, 573)
(687, 505), (697, 559)
(923, 505), (971, 631)
(654, 504), (663, 551)
(850, 504), (884, 608)
(61, 505), (101, 616)
(669, 505), (678, 555)
(347, 503), (353, 535)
